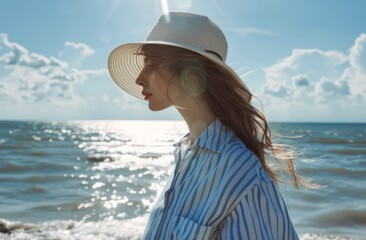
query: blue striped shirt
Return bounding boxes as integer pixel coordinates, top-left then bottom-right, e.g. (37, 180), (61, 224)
(142, 119), (299, 239)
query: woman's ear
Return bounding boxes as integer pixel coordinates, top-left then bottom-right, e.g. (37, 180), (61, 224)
(180, 61), (207, 97)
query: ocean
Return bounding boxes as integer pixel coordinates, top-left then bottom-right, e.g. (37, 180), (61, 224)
(0, 120), (365, 240)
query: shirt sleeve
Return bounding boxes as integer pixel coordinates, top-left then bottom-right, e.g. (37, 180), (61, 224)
(218, 181), (299, 240)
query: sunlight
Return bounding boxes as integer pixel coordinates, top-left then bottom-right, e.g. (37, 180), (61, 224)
(161, 0), (169, 14)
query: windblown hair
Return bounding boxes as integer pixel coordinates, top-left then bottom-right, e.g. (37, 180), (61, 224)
(136, 44), (314, 189)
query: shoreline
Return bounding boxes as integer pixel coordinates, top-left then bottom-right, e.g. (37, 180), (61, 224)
(0, 218), (362, 240)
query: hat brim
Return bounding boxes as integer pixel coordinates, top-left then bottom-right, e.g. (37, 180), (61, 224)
(108, 41), (249, 100)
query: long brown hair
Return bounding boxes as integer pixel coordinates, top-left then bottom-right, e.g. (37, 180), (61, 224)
(136, 44), (314, 189)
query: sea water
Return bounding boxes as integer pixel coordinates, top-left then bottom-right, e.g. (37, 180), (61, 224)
(0, 120), (365, 239)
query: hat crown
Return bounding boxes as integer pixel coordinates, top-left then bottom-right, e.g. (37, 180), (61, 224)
(146, 12), (228, 62)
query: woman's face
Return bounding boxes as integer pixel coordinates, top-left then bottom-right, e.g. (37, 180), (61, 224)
(135, 57), (187, 111)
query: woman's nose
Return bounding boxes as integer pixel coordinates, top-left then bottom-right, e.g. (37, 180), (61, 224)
(135, 70), (145, 86)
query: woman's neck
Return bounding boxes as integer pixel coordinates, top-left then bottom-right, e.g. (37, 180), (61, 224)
(176, 99), (215, 146)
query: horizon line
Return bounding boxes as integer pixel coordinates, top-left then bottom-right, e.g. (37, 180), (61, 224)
(0, 119), (365, 124)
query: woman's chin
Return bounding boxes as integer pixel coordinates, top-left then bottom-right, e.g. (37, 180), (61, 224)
(148, 104), (169, 112)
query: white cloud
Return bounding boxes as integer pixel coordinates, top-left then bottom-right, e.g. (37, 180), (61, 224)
(0, 34), (68, 69)
(58, 41), (95, 68)
(292, 75), (309, 87)
(263, 83), (291, 98)
(0, 33), (161, 120)
(81, 69), (109, 76)
(313, 77), (350, 103)
(112, 97), (121, 104)
(341, 33), (366, 97)
(264, 49), (347, 84)
(0, 33), (107, 106)
(349, 33), (366, 72)
(261, 33), (366, 121)
(0, 65), (85, 104)
(102, 95), (109, 103)
(62, 41), (95, 57)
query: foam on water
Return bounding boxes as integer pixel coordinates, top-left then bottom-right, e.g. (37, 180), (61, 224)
(0, 218), (357, 240)
(0, 216), (148, 240)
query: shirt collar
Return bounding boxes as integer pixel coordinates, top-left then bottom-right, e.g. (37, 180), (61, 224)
(173, 118), (235, 153)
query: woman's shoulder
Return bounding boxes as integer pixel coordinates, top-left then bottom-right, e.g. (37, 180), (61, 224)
(219, 136), (273, 181)
(217, 138), (259, 176)
(220, 135), (256, 164)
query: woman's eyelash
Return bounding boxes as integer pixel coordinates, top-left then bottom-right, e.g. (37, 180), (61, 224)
(145, 63), (156, 68)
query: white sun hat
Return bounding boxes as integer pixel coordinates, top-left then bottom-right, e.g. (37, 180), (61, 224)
(108, 11), (249, 100)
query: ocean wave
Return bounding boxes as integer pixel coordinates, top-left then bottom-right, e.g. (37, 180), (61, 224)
(309, 138), (353, 144)
(304, 167), (366, 176)
(0, 162), (69, 175)
(0, 162), (28, 173)
(29, 151), (49, 157)
(87, 155), (114, 163)
(0, 218), (357, 240)
(0, 216), (148, 240)
(0, 144), (29, 150)
(354, 139), (366, 145)
(301, 233), (351, 240)
(329, 167), (359, 175)
(26, 175), (66, 183)
(313, 210), (366, 228)
(138, 152), (162, 158)
(22, 186), (46, 193)
(330, 149), (366, 155)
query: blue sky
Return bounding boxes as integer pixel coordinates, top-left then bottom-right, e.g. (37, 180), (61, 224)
(0, 0), (365, 122)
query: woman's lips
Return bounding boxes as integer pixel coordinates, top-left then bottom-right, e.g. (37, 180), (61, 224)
(142, 91), (152, 100)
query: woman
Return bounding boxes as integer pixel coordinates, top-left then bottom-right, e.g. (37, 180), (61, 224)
(108, 12), (308, 240)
